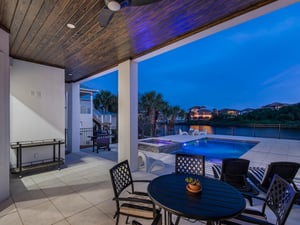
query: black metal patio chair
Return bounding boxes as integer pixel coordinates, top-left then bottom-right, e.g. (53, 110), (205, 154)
(212, 158), (259, 206)
(174, 153), (205, 224)
(221, 174), (298, 225)
(132, 213), (162, 225)
(248, 161), (300, 193)
(175, 153), (205, 176)
(109, 160), (160, 225)
(248, 161), (300, 205)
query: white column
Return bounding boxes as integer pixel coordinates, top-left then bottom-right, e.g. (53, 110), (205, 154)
(90, 92), (93, 120)
(0, 28), (10, 202)
(118, 60), (138, 170)
(66, 83), (80, 152)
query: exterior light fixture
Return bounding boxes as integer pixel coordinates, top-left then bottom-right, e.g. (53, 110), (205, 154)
(105, 0), (121, 11)
(66, 23), (76, 29)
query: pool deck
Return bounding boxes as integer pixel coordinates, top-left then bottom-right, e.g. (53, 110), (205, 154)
(137, 134), (300, 178)
(157, 134), (300, 168)
(1, 135), (299, 225)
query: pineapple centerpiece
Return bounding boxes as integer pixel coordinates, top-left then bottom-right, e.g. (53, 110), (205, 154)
(185, 177), (202, 192)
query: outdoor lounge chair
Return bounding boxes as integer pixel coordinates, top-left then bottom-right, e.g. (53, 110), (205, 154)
(248, 161), (300, 193)
(220, 174), (298, 225)
(138, 151), (165, 173)
(212, 158), (259, 206)
(179, 129), (188, 135)
(109, 160), (160, 225)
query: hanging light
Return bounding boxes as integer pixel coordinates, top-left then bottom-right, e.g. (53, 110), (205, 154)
(105, 0), (121, 11)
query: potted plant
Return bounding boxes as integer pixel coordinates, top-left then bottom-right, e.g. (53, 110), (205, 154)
(185, 177), (202, 192)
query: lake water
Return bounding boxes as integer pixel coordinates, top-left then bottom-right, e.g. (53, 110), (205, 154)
(158, 124), (300, 140)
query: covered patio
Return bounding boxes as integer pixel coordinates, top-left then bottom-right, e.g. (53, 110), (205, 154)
(1, 0), (300, 223)
(1, 134), (300, 224)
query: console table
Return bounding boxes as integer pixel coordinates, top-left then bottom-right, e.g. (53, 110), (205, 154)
(10, 139), (64, 176)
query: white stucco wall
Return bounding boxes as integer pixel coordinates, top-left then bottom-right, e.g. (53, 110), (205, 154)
(0, 28), (10, 202)
(10, 59), (65, 167)
(80, 114), (93, 128)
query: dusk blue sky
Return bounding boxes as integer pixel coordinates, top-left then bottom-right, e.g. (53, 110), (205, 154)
(83, 3), (300, 111)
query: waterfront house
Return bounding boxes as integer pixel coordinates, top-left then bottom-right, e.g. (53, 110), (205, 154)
(189, 106), (212, 120)
(0, 0), (297, 209)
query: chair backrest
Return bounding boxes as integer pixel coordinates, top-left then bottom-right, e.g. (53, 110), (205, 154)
(220, 158), (250, 186)
(109, 160), (134, 198)
(175, 153), (205, 175)
(261, 161), (300, 191)
(263, 174), (297, 225)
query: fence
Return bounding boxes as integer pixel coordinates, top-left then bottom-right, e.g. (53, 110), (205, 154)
(169, 124), (300, 140)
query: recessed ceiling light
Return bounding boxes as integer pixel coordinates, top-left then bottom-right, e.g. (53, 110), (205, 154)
(68, 73), (73, 76)
(106, 0), (121, 11)
(67, 23), (75, 29)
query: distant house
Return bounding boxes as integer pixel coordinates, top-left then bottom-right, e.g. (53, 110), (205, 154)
(218, 108), (239, 117)
(80, 86), (99, 129)
(79, 86), (99, 146)
(79, 87), (117, 146)
(261, 102), (289, 110)
(189, 106), (212, 120)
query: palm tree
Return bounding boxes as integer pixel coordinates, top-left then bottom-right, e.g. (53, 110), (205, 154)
(139, 91), (166, 137)
(163, 105), (186, 135)
(93, 90), (118, 138)
(93, 90), (117, 113)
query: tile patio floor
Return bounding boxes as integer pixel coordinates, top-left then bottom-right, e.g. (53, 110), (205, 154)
(0, 135), (299, 225)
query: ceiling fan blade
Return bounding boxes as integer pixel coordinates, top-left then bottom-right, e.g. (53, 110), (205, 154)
(130, 0), (162, 6)
(99, 7), (115, 27)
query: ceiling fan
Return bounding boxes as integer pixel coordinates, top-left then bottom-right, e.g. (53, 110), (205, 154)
(99, 0), (162, 28)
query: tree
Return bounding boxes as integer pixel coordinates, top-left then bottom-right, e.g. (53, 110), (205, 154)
(162, 105), (186, 134)
(93, 90), (118, 140)
(93, 90), (117, 113)
(139, 91), (166, 137)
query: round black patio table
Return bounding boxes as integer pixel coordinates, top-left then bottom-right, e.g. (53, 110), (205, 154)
(147, 174), (246, 225)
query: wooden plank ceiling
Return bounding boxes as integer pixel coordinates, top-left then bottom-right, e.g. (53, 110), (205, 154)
(0, 0), (276, 82)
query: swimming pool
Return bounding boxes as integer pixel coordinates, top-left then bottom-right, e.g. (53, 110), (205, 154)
(172, 138), (258, 163)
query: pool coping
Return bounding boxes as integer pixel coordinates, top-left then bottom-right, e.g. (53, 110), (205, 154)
(142, 134), (300, 170)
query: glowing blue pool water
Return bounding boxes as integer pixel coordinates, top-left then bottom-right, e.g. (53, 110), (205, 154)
(173, 138), (258, 163)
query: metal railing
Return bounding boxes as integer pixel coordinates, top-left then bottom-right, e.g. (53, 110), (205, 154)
(156, 123), (300, 140)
